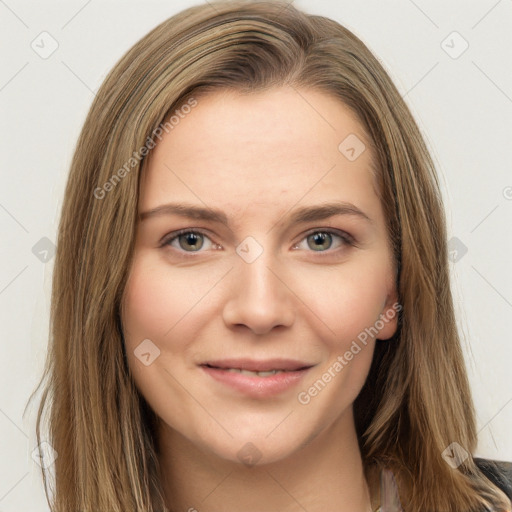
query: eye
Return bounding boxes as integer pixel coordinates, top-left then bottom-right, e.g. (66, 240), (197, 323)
(292, 229), (354, 253)
(160, 228), (354, 255)
(161, 230), (219, 252)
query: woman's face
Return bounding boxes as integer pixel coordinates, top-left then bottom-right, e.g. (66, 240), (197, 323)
(121, 86), (398, 465)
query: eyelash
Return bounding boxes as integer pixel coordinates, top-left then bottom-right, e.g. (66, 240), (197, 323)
(160, 228), (356, 257)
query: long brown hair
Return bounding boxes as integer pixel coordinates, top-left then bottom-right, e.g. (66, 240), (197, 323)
(30, 1), (511, 510)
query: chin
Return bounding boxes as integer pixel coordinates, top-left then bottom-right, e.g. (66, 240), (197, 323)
(194, 423), (316, 468)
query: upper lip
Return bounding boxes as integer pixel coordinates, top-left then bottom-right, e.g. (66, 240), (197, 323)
(200, 358), (314, 372)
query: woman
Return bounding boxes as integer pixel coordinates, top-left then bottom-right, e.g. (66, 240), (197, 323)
(32, 1), (512, 510)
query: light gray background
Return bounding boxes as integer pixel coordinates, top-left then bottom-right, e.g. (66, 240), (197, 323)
(1, 1), (511, 510)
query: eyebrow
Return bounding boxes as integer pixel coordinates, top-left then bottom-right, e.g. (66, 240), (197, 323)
(139, 201), (372, 226)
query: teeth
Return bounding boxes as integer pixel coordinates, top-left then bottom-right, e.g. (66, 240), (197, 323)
(224, 368), (285, 377)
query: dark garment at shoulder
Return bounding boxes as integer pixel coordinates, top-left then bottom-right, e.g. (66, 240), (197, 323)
(474, 457), (512, 499)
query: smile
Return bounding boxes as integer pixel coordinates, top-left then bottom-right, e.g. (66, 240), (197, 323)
(220, 368), (286, 377)
(199, 360), (314, 398)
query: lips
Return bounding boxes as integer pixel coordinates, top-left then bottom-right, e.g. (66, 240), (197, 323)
(199, 358), (315, 398)
(200, 358), (313, 372)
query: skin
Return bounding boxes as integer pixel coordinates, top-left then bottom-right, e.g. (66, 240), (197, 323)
(121, 86), (398, 512)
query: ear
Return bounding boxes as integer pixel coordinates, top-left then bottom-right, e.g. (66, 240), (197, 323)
(377, 290), (401, 340)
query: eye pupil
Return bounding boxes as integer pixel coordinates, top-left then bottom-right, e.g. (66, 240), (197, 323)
(308, 232), (332, 251)
(179, 232), (203, 251)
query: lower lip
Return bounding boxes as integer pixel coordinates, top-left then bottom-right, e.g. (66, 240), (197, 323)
(200, 365), (312, 398)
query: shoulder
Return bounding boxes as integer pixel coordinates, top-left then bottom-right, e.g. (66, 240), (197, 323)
(474, 457), (512, 499)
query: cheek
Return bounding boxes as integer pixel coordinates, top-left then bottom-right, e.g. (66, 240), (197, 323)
(120, 256), (207, 415)
(122, 254), (207, 343)
(294, 259), (393, 345)
(122, 265), (176, 346)
(293, 263), (388, 417)
(121, 253), (232, 371)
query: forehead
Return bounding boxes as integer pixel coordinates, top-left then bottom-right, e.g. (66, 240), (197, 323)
(140, 87), (380, 225)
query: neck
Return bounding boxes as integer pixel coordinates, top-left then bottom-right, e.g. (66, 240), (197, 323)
(157, 409), (379, 512)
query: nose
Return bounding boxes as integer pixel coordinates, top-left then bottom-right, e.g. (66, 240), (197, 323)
(221, 253), (295, 335)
